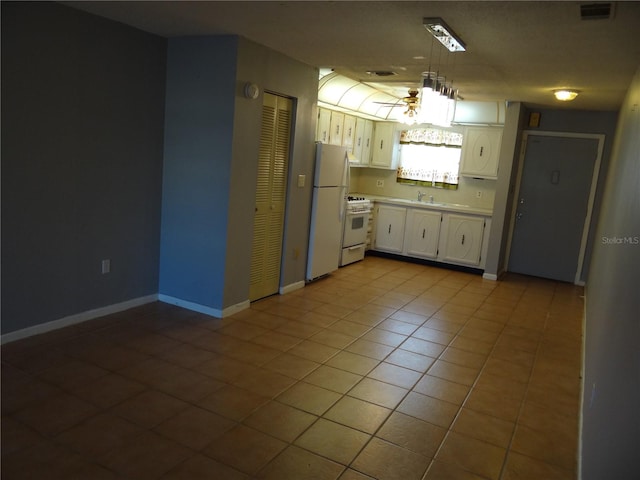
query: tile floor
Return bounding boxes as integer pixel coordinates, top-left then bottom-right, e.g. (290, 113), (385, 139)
(1, 256), (584, 479)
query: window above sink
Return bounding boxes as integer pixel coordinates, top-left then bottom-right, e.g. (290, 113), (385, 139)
(396, 127), (464, 190)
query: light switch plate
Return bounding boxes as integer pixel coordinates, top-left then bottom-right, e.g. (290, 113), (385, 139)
(297, 174), (305, 187)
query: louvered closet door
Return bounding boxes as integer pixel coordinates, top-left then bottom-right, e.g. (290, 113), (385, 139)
(249, 93), (292, 301)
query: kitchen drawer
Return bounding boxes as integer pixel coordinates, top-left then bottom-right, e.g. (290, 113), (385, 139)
(340, 244), (366, 266)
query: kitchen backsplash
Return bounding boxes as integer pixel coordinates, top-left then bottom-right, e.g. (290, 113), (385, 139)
(350, 167), (496, 210)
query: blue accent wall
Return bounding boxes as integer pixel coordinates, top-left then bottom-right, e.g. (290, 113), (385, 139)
(159, 37), (238, 309)
(1, 2), (166, 334)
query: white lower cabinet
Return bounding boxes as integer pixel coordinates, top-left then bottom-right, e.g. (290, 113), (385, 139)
(438, 213), (486, 266)
(404, 209), (442, 259)
(373, 205), (406, 253)
(372, 203), (490, 269)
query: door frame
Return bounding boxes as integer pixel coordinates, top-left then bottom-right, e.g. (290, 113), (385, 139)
(505, 130), (605, 285)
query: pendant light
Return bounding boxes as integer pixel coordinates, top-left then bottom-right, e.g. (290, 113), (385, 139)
(418, 18), (464, 127)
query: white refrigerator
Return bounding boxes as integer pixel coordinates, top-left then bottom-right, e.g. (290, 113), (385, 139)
(306, 143), (349, 281)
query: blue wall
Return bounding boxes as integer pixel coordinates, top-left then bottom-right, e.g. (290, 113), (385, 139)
(159, 37), (238, 310)
(1, 2), (166, 334)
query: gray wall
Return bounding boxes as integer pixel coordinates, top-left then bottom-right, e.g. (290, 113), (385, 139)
(225, 38), (318, 307)
(484, 102), (526, 278)
(581, 67), (640, 479)
(1, 2), (166, 334)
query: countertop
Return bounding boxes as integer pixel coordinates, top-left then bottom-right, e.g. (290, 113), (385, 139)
(354, 194), (493, 216)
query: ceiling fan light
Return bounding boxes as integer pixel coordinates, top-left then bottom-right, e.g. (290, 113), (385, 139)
(554, 89), (579, 101)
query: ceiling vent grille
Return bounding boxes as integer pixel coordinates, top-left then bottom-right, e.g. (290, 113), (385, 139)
(365, 71), (397, 77)
(580, 3), (614, 20)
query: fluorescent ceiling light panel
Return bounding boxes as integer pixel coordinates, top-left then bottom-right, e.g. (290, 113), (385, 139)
(423, 18), (466, 52)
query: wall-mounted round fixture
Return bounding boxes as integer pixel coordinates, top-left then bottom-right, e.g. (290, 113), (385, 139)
(244, 82), (260, 100)
(554, 89), (579, 101)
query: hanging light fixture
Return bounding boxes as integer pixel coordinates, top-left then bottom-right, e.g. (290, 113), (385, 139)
(418, 20), (464, 127)
(423, 18), (466, 52)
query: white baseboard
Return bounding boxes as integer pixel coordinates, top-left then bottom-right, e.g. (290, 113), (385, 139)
(157, 295), (250, 318)
(482, 272), (498, 281)
(1, 294), (158, 345)
(222, 300), (250, 317)
(280, 281), (305, 295)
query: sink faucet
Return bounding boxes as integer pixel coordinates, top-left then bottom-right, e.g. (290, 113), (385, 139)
(429, 195), (434, 204)
(417, 191), (426, 202)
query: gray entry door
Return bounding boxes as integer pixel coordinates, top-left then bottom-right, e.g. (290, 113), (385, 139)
(508, 135), (599, 282)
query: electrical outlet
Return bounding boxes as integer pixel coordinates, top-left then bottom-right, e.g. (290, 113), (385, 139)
(376, 179), (384, 188)
(476, 190), (483, 198)
(101, 259), (111, 274)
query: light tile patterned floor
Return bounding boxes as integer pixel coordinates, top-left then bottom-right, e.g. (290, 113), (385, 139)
(1, 256), (583, 479)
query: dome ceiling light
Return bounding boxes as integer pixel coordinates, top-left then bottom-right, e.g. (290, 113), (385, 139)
(554, 89), (580, 101)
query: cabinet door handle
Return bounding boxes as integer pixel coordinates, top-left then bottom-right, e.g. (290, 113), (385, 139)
(479, 146), (484, 157)
(422, 228), (426, 239)
(461, 234), (465, 245)
(366, 139), (370, 147)
(380, 139), (384, 150)
(388, 224), (391, 234)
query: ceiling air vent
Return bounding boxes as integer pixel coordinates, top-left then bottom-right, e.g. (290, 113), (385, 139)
(580, 3), (614, 20)
(365, 71), (397, 77)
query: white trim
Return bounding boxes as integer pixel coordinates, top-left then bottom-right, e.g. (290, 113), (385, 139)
(157, 294), (249, 318)
(1, 294), (158, 345)
(222, 300), (250, 317)
(157, 294), (222, 317)
(279, 281), (305, 295)
(505, 130), (605, 285)
(578, 292), (587, 480)
(574, 135), (604, 284)
(482, 272), (498, 281)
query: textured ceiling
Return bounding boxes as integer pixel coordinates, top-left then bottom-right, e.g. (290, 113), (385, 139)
(65, 1), (640, 110)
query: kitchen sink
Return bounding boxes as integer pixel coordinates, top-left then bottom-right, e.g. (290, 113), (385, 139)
(387, 198), (446, 206)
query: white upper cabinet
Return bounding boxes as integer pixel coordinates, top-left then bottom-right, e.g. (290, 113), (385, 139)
(460, 127), (503, 179)
(329, 111), (345, 146)
(316, 108), (331, 143)
(370, 122), (400, 169)
(342, 115), (356, 152)
(361, 120), (373, 166)
(351, 118), (373, 166)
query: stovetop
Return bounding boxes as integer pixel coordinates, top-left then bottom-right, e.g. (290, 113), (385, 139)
(346, 195), (371, 213)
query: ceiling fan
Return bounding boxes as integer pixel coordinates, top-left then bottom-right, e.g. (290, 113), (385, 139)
(374, 88), (421, 123)
(374, 89), (420, 109)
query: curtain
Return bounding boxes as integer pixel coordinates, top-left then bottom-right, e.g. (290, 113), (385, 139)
(396, 128), (463, 189)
